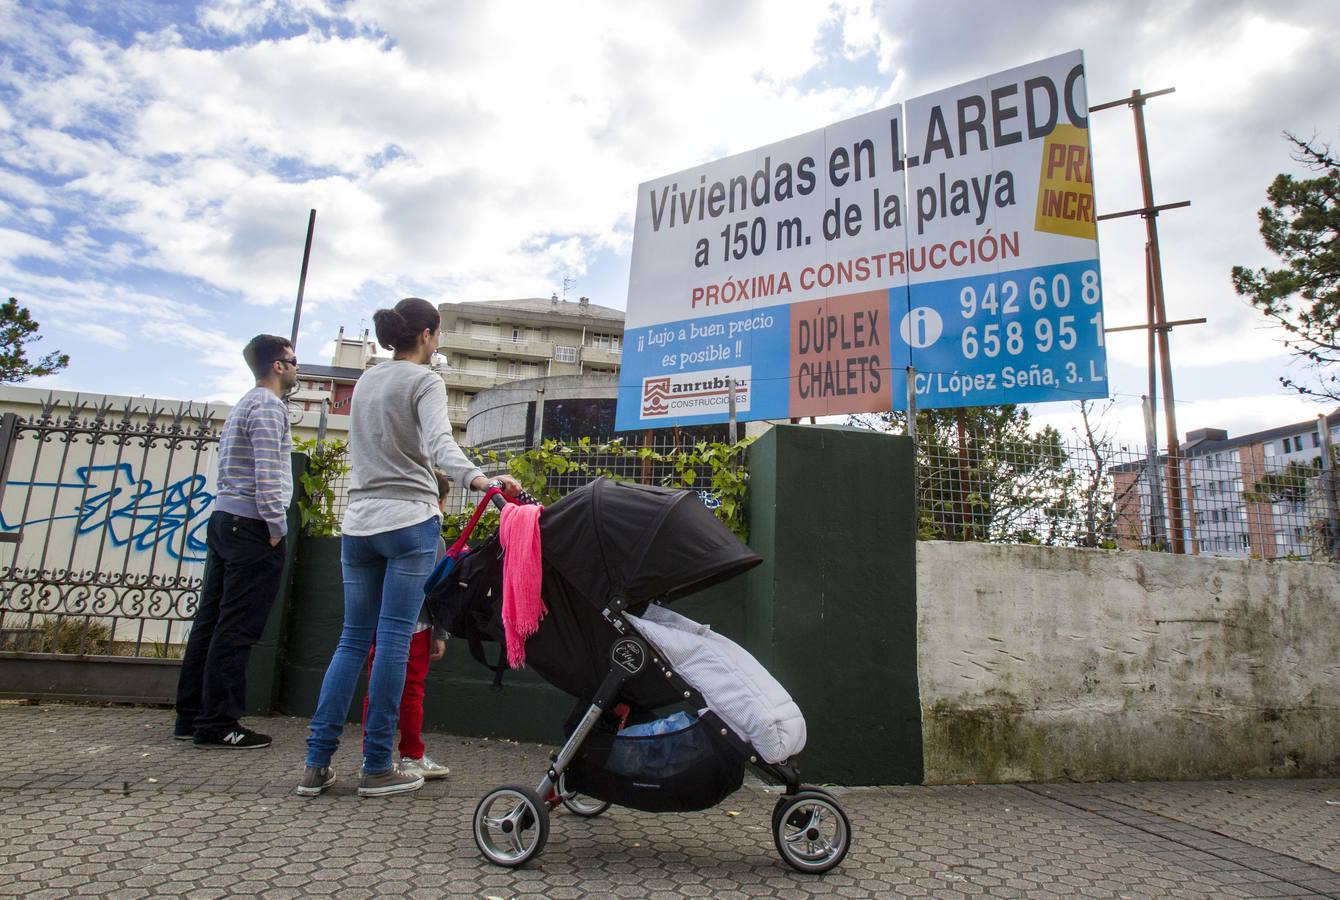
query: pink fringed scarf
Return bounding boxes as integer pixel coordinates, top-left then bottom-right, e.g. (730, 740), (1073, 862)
(499, 502), (546, 668)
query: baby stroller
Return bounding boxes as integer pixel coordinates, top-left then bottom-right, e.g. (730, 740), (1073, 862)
(431, 477), (851, 873)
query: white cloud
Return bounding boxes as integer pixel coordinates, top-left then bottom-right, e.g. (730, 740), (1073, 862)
(78, 322), (129, 348)
(0, 227), (63, 261)
(140, 319), (255, 398)
(1, 0), (1337, 419)
(0, 169), (48, 205)
(4, 0), (883, 316)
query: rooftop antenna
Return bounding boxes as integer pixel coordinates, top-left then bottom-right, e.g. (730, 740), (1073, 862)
(562, 275), (575, 301)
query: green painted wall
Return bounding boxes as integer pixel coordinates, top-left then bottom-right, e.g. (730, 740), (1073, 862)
(744, 425), (923, 785)
(244, 454), (305, 716)
(275, 537), (749, 744)
(271, 427), (923, 785)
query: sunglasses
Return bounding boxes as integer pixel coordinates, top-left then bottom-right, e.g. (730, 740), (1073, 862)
(276, 357), (298, 368)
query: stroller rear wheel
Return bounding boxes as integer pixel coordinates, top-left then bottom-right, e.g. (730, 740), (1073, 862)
(772, 790), (851, 874)
(558, 773), (611, 818)
(473, 786), (549, 868)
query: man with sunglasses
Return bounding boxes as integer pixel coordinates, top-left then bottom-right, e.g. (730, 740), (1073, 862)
(175, 334), (298, 748)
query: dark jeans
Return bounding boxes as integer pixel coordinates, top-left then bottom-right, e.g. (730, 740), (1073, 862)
(176, 511), (286, 738)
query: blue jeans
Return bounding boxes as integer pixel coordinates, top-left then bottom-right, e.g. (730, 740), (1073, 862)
(305, 516), (439, 774)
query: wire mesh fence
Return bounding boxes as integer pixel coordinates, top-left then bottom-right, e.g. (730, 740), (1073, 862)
(915, 435), (1337, 559)
(318, 429), (1338, 560)
(325, 433), (735, 525)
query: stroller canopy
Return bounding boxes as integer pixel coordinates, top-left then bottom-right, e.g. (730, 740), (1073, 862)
(539, 478), (761, 608)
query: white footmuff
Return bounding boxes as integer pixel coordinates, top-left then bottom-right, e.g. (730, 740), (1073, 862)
(625, 603), (806, 764)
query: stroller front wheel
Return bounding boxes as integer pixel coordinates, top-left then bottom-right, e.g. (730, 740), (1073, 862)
(474, 786), (550, 868)
(558, 773), (612, 818)
(772, 790), (851, 874)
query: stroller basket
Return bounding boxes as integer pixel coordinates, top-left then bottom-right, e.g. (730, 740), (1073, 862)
(565, 712), (744, 813)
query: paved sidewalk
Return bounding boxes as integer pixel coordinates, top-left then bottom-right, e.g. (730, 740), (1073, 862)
(1, 703), (1337, 899)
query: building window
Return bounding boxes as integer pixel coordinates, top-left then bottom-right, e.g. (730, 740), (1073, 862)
(1312, 432), (1321, 448)
(511, 326), (522, 342)
(590, 332), (621, 351)
(555, 345), (577, 363)
(1264, 442), (1275, 458)
(1293, 435), (1304, 452)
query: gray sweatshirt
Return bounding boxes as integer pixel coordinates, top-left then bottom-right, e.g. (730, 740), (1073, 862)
(347, 360), (484, 506)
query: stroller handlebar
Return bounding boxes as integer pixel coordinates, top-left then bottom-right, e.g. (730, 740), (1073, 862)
(446, 482), (536, 557)
(486, 480), (538, 509)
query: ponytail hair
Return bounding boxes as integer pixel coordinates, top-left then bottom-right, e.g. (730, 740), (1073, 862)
(372, 297), (440, 353)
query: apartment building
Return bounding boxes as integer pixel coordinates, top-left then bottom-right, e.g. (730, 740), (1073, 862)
(436, 295), (624, 438)
(290, 327), (375, 417)
(288, 297), (624, 442)
(1113, 408), (1340, 559)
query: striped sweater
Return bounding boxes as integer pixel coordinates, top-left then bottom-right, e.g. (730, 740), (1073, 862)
(213, 386), (294, 539)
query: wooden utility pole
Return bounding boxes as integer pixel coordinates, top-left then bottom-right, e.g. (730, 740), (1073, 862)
(1091, 88), (1190, 552)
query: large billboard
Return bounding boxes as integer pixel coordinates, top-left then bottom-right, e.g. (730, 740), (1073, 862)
(616, 50), (1106, 431)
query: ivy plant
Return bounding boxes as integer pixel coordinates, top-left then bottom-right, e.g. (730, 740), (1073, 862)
(294, 437), (351, 537)
(441, 437), (755, 546)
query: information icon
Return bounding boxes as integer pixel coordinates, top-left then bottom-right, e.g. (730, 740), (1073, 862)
(900, 307), (943, 349)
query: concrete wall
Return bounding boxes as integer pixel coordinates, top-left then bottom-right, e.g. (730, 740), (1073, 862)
(917, 541), (1340, 784)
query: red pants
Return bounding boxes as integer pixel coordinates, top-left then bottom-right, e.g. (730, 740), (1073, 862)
(362, 627), (430, 760)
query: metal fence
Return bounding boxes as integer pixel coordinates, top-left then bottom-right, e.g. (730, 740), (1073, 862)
(327, 434), (729, 525)
(0, 396), (218, 660)
(319, 428), (1338, 560)
(915, 435), (1338, 560)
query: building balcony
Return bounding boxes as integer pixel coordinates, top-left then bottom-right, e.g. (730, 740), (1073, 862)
(437, 368), (529, 392)
(581, 345), (622, 367)
(439, 331), (555, 361)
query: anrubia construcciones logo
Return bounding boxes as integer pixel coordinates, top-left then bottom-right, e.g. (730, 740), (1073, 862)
(641, 367), (752, 419)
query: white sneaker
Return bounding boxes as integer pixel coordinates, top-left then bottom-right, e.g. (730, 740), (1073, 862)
(400, 754), (450, 780)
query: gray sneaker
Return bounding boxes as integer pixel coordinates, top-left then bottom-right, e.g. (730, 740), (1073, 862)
(295, 766), (336, 797)
(358, 765), (424, 798)
(400, 754), (450, 780)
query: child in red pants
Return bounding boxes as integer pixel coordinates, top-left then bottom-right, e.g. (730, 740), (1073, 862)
(361, 470), (451, 780)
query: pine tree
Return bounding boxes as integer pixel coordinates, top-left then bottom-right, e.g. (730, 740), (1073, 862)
(0, 297), (68, 384)
(1232, 133), (1340, 402)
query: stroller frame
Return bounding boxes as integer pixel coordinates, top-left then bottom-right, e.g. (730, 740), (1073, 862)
(469, 485), (851, 873)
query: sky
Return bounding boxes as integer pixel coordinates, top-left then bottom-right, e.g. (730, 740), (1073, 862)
(2, 0), (1338, 447)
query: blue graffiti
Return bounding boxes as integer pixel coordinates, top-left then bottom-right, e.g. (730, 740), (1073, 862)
(0, 463), (215, 563)
(696, 489), (722, 510)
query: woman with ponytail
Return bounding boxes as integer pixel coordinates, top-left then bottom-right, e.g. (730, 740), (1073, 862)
(297, 297), (520, 798)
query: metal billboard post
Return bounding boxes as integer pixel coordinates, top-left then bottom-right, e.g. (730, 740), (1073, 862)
(726, 377), (738, 443)
(1319, 414), (1339, 560)
(1141, 395), (1167, 549)
(905, 366), (918, 443)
